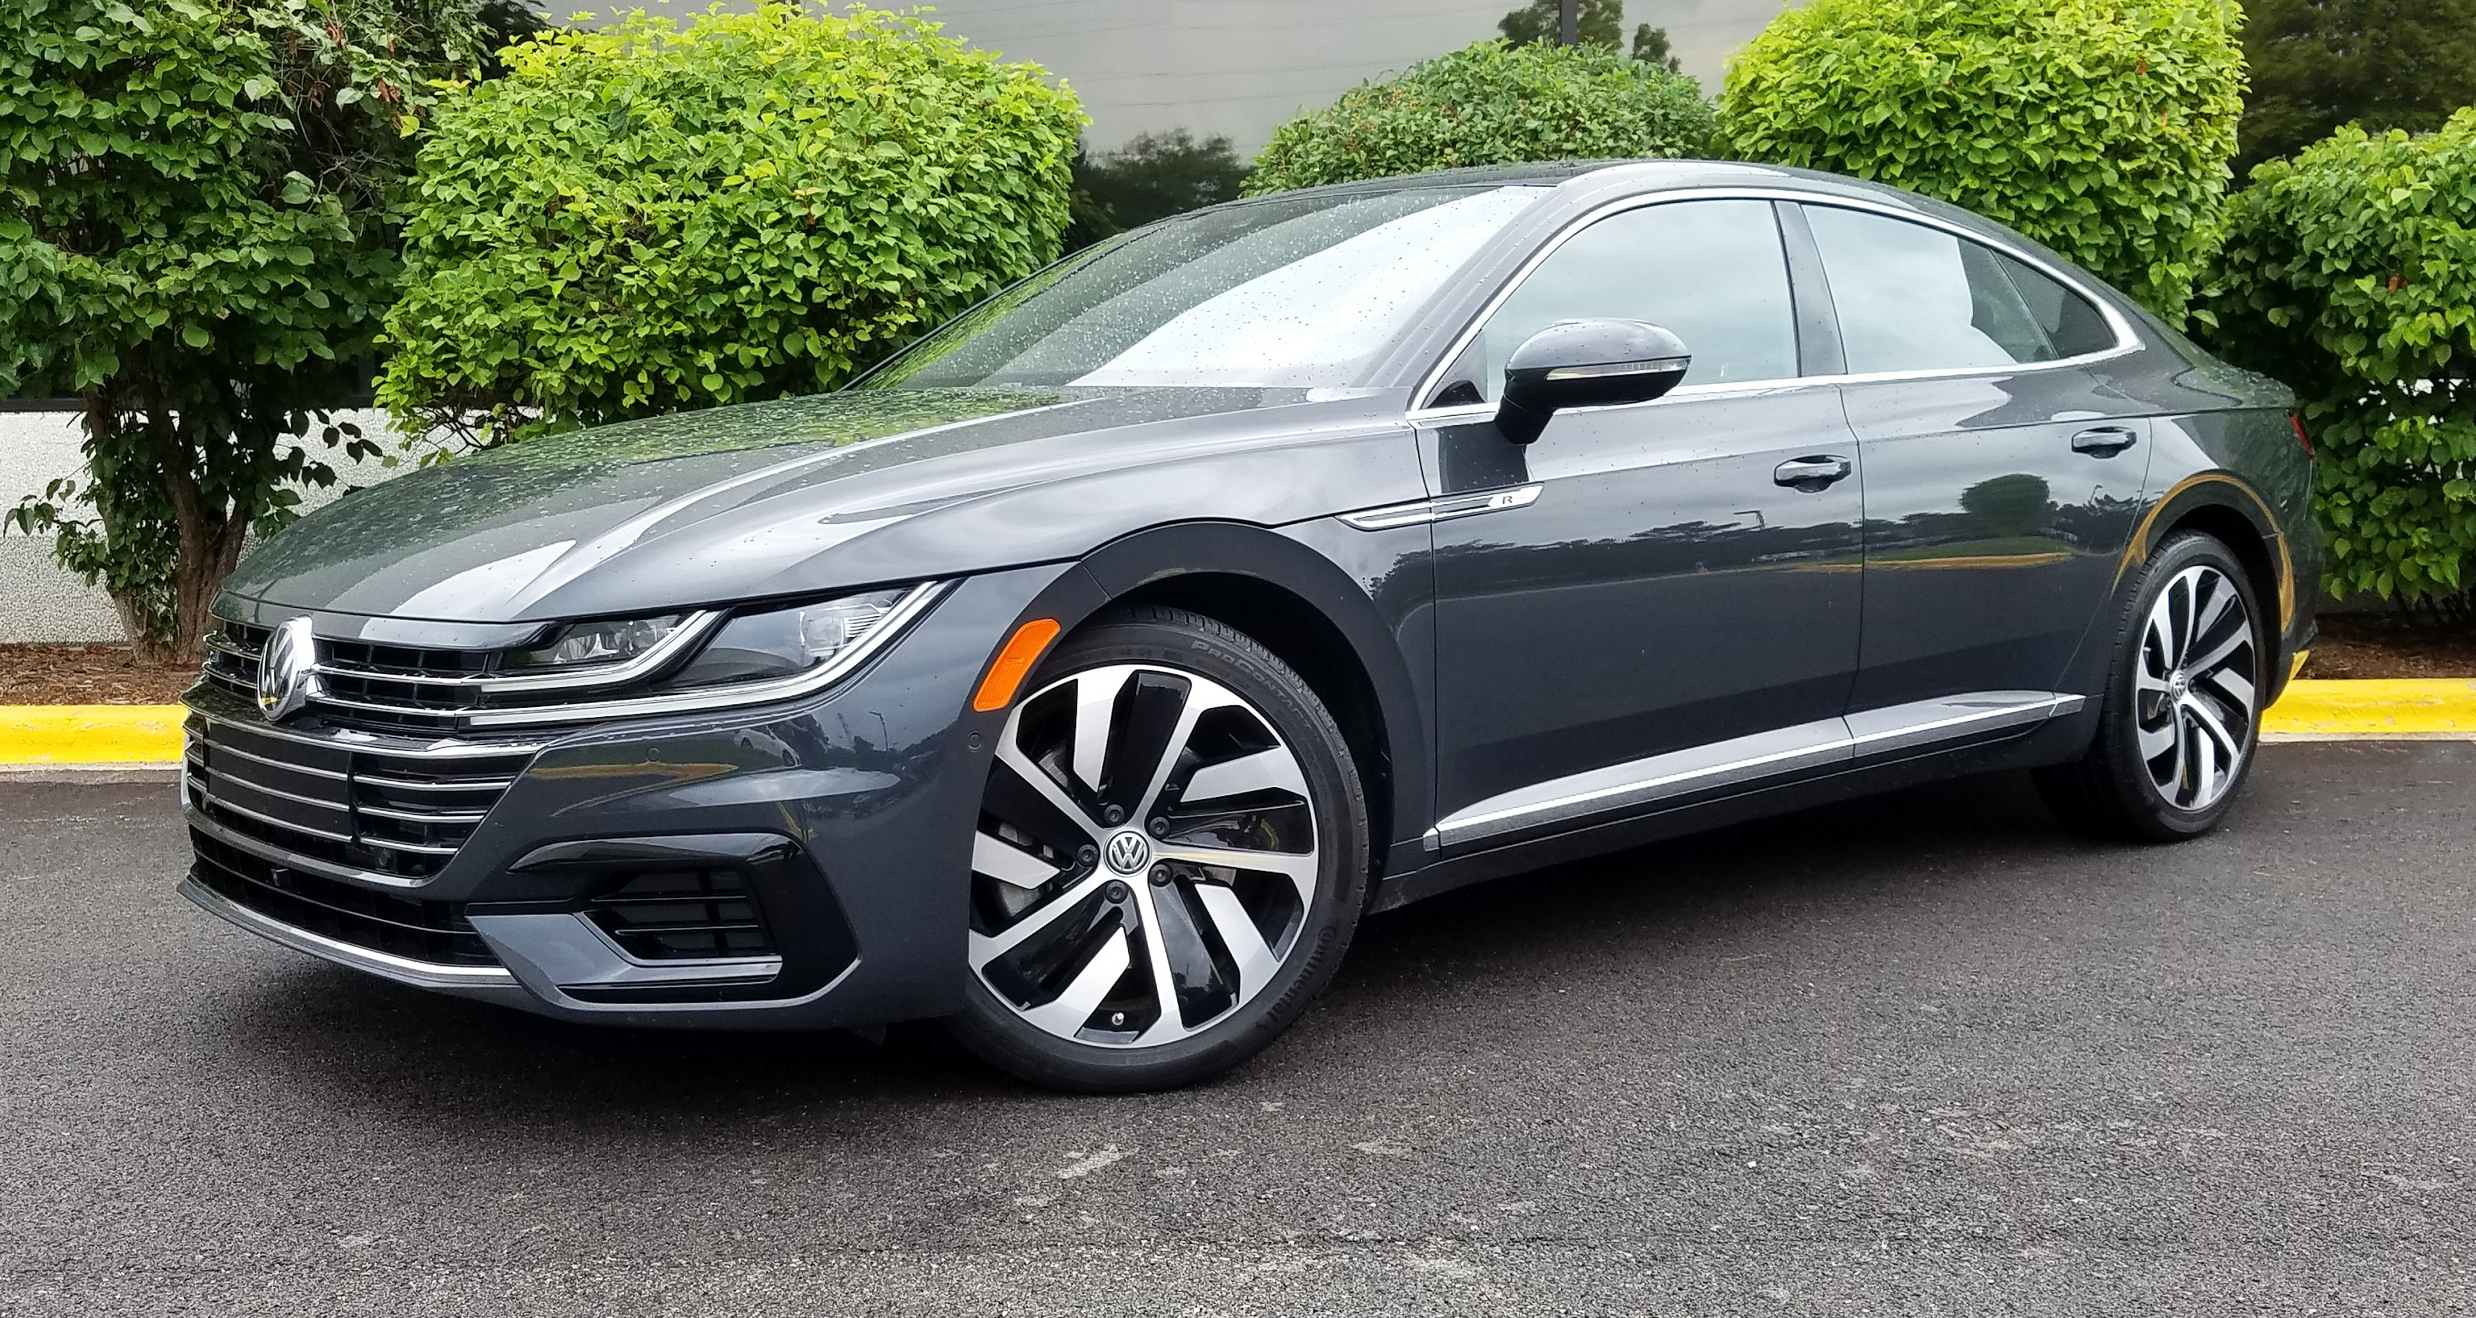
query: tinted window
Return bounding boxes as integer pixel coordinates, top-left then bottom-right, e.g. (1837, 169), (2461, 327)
(1805, 206), (2111, 374)
(1992, 249), (2117, 358)
(1470, 199), (1799, 398)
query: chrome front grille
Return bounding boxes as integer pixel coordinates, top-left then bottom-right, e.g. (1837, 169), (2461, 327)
(183, 713), (533, 882)
(201, 611), (714, 735)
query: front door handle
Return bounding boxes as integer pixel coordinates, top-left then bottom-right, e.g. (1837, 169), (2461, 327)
(1773, 454), (1853, 490)
(2070, 426), (2140, 457)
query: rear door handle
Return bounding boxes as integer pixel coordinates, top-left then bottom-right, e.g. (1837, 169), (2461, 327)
(2070, 426), (2140, 457)
(1773, 454), (1853, 489)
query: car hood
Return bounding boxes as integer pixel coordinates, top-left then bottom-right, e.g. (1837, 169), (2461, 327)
(219, 385), (1417, 630)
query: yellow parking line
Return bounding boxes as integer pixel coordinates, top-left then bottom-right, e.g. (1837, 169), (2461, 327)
(0, 705), (187, 764)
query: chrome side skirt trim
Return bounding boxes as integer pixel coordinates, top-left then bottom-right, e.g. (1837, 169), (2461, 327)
(1844, 690), (2084, 758)
(1341, 483), (1542, 531)
(180, 877), (522, 990)
(1428, 690), (2083, 848)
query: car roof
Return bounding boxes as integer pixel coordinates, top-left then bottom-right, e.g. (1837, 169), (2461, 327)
(1236, 158), (1982, 228)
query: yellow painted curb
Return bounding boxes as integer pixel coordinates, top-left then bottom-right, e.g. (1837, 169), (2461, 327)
(0, 678), (2471, 767)
(0, 705), (187, 764)
(2262, 678), (2476, 739)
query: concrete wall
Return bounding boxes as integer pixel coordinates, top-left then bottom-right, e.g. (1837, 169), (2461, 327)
(0, 408), (409, 644)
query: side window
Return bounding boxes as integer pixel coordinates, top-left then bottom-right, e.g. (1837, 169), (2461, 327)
(1466, 199), (1799, 400)
(1804, 205), (2112, 374)
(1992, 248), (2118, 359)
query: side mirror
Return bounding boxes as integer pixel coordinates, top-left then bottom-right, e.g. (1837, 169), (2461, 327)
(1497, 319), (1691, 444)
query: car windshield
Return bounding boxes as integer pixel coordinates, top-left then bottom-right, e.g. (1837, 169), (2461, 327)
(860, 185), (1547, 391)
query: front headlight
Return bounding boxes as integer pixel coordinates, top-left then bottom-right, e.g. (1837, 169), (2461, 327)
(662, 588), (911, 690)
(508, 614), (685, 670)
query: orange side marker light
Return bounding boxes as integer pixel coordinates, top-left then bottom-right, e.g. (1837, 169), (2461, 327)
(972, 618), (1062, 712)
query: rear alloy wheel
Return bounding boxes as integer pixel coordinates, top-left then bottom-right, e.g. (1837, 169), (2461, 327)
(948, 607), (1367, 1092)
(2036, 532), (2265, 841)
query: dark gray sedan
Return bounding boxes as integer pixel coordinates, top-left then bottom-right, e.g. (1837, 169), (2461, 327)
(182, 161), (2319, 1091)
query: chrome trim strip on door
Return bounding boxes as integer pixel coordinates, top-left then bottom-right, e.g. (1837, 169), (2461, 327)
(1404, 185), (2139, 418)
(1426, 690), (2085, 847)
(1843, 691), (2085, 758)
(1340, 483), (1542, 531)
(1430, 717), (1854, 846)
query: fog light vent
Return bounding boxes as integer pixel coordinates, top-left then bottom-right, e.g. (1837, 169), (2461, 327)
(586, 869), (775, 961)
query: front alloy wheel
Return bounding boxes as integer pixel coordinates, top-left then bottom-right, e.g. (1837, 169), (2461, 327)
(948, 607), (1366, 1091)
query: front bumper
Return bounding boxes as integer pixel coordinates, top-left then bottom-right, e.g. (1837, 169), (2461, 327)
(181, 562), (1095, 1030)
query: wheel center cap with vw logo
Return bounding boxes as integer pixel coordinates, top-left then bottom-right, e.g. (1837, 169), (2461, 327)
(258, 616), (323, 722)
(1103, 829), (1151, 875)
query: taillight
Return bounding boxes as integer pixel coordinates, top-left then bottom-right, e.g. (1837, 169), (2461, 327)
(2289, 413), (2314, 456)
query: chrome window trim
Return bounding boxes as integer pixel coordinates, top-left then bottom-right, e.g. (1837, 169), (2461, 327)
(1406, 186), (2140, 419)
(1427, 690), (2086, 847)
(456, 579), (952, 729)
(181, 877), (521, 988)
(312, 610), (726, 695)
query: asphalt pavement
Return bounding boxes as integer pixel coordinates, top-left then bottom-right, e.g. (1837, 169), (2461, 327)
(4, 741), (2473, 1316)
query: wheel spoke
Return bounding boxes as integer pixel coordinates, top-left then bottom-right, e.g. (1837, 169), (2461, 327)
(1127, 881), (1192, 1045)
(1018, 926), (1131, 1037)
(1069, 669), (1123, 793)
(1194, 883), (1278, 999)
(969, 871), (1111, 966)
(2184, 693), (2245, 759)
(994, 740), (1103, 843)
(1129, 679), (1249, 821)
(2202, 664), (2256, 717)
(2189, 573), (2237, 652)
(2170, 573), (2197, 665)
(1181, 746), (1308, 803)
(2188, 708), (2220, 805)
(2183, 619), (2249, 681)
(1155, 842), (1318, 903)
(973, 830), (1062, 889)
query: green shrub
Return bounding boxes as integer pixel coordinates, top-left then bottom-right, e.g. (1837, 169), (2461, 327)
(378, 4), (1083, 443)
(1718, 0), (2246, 322)
(1244, 41), (1715, 195)
(2204, 111), (2476, 604)
(0, 0), (487, 659)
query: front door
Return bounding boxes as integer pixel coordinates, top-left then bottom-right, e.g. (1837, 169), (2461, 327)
(1423, 198), (1866, 852)
(1796, 203), (2157, 732)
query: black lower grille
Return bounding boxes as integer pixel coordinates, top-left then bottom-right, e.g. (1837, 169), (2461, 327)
(588, 869), (776, 960)
(192, 830), (497, 967)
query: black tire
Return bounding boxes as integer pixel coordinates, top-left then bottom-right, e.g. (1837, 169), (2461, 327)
(2035, 531), (2268, 842)
(945, 605), (1369, 1093)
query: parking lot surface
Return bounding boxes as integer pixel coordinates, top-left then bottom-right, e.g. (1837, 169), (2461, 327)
(4, 741), (2472, 1316)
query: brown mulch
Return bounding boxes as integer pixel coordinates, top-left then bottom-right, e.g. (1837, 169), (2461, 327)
(2, 616), (2472, 706)
(0, 643), (198, 705)
(2299, 613), (2476, 680)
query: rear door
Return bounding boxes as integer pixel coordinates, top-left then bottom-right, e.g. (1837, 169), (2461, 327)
(1420, 197), (1866, 852)
(1796, 203), (2155, 746)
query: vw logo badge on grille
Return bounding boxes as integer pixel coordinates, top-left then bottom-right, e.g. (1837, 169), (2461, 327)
(1103, 829), (1151, 875)
(258, 616), (322, 722)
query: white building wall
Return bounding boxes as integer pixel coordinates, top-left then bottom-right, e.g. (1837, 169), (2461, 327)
(0, 408), (410, 644)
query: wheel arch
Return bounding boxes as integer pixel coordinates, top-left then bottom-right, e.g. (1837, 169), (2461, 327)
(1041, 520), (1429, 878)
(2121, 472), (2297, 702)
(2126, 473), (2293, 637)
